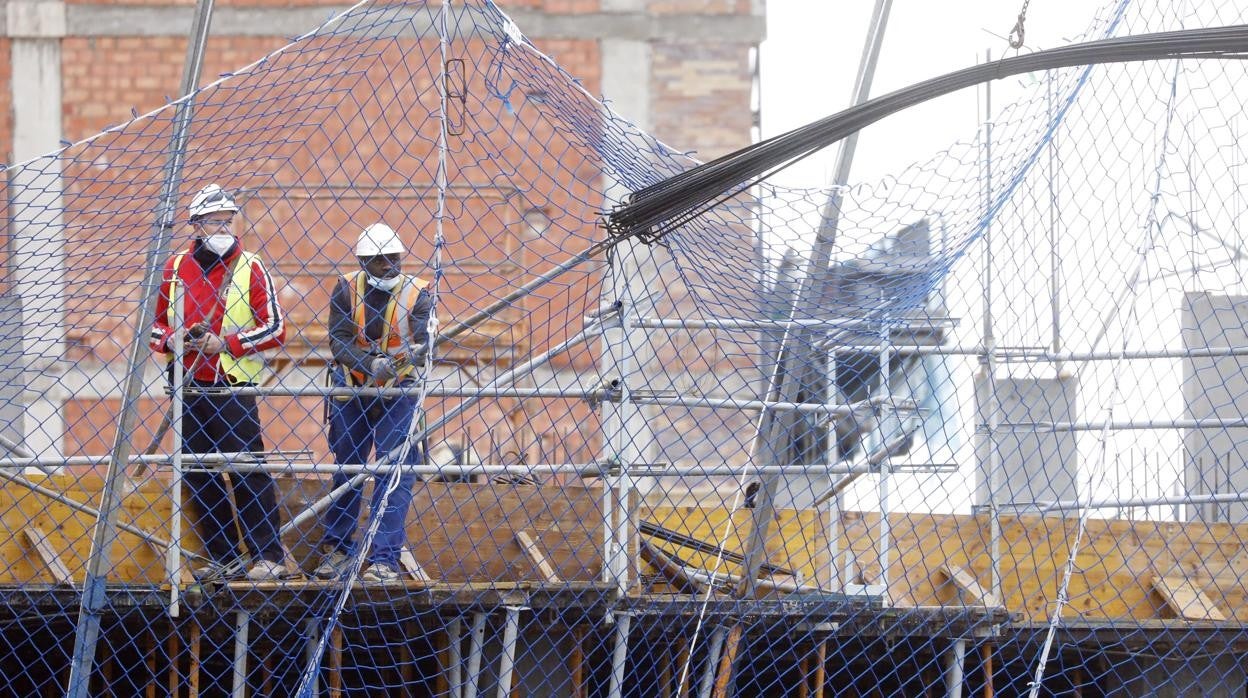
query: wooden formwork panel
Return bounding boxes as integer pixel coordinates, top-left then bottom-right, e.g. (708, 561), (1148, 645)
(278, 477), (605, 583)
(843, 511), (1248, 622)
(0, 473), (201, 585)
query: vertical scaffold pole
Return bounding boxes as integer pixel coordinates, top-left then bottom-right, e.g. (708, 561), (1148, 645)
(495, 607), (523, 698)
(464, 612), (487, 698)
(944, 639), (966, 698)
(606, 612), (632, 698)
(232, 611), (250, 698)
(66, 1), (216, 695)
(447, 617), (463, 698)
(981, 49), (1003, 604)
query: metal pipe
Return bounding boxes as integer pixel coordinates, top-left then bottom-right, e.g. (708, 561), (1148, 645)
(423, 321), (608, 440)
(981, 50), (1003, 606)
(945, 639), (966, 698)
(176, 384), (907, 417)
(1020, 488), (1248, 513)
(447, 617), (463, 698)
(736, 0), (894, 609)
(414, 240), (609, 365)
(169, 276), (186, 616)
(0, 451), (292, 470)
(634, 394), (911, 416)
(607, 612), (632, 698)
(875, 347), (893, 592)
(279, 320), (611, 539)
(1005, 418), (1248, 432)
(0, 433), (32, 459)
(0, 456), (958, 478)
(69, 1), (216, 690)
(464, 612), (487, 698)
(232, 611), (249, 698)
(212, 385), (605, 399)
(304, 619), (320, 698)
(629, 316), (958, 331)
(1047, 69), (1063, 376)
(698, 628), (725, 698)
(495, 607), (523, 698)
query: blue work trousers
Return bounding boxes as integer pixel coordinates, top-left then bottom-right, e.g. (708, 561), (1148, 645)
(323, 377), (422, 566)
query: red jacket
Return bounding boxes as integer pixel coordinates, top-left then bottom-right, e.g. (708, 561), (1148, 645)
(149, 241), (286, 383)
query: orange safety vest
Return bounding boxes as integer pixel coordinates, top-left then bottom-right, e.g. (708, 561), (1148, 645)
(345, 271), (429, 386)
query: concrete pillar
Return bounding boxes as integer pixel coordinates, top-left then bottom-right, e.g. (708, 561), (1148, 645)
(7, 0), (67, 463)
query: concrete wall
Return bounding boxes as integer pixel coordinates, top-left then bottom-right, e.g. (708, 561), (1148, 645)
(1183, 291), (1248, 523)
(975, 374), (1079, 509)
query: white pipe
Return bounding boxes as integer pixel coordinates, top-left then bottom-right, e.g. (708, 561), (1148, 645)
(495, 607), (523, 698)
(944, 639), (966, 698)
(304, 619), (321, 698)
(447, 617), (463, 698)
(698, 627), (726, 698)
(607, 612), (632, 698)
(232, 611), (249, 698)
(464, 612), (487, 698)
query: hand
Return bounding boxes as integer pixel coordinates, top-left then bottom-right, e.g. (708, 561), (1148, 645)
(369, 356), (398, 382)
(187, 331), (226, 355)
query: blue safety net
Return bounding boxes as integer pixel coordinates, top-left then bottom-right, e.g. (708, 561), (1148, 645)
(1, 0), (1248, 696)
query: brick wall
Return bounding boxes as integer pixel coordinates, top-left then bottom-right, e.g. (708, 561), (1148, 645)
(46, 2), (758, 462)
(651, 40), (753, 160)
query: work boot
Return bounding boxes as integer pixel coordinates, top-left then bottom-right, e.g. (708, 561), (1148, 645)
(245, 559), (297, 582)
(313, 545), (352, 580)
(360, 563), (403, 584)
(192, 558), (245, 583)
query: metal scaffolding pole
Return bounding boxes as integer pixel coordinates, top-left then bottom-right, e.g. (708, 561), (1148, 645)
(1, 458), (956, 478)
(67, 0), (216, 693)
(1024, 489), (1248, 513)
(981, 50), (1004, 605)
(273, 318), (610, 541)
(716, 1), (895, 690)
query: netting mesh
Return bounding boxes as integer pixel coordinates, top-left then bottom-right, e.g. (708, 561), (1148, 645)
(4, 0), (1248, 695)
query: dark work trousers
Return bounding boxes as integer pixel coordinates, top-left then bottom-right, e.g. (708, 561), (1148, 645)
(323, 369), (422, 567)
(182, 381), (283, 564)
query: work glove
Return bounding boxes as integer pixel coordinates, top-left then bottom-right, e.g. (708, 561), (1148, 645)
(369, 356), (398, 383)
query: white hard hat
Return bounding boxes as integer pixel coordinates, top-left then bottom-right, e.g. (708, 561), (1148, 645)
(356, 223), (404, 257)
(188, 184), (239, 220)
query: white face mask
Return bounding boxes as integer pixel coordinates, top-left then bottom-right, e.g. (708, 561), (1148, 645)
(366, 273), (402, 291)
(204, 234), (236, 255)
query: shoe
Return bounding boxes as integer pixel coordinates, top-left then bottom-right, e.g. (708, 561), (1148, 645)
(313, 545), (352, 580)
(360, 563), (403, 584)
(192, 559), (245, 583)
(245, 559), (296, 582)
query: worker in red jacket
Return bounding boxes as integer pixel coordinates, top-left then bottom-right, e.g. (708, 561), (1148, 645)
(149, 183), (293, 582)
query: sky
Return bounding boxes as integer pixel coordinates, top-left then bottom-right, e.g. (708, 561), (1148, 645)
(759, 0), (1097, 189)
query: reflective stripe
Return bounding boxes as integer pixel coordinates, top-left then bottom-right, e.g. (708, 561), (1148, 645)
(344, 271), (428, 387)
(169, 252), (264, 384)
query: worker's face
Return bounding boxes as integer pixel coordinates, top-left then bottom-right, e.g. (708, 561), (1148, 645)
(360, 253), (402, 280)
(193, 211), (235, 234)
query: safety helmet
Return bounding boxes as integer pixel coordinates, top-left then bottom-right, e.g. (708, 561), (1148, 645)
(356, 223), (404, 257)
(188, 184), (239, 220)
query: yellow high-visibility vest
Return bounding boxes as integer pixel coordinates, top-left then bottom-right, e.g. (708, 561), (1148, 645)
(345, 271), (428, 387)
(169, 251), (264, 384)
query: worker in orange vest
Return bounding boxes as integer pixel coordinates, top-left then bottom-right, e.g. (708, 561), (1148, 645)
(315, 223), (432, 583)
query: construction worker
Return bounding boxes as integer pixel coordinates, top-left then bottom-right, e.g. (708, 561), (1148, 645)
(149, 183), (294, 582)
(315, 222), (432, 583)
